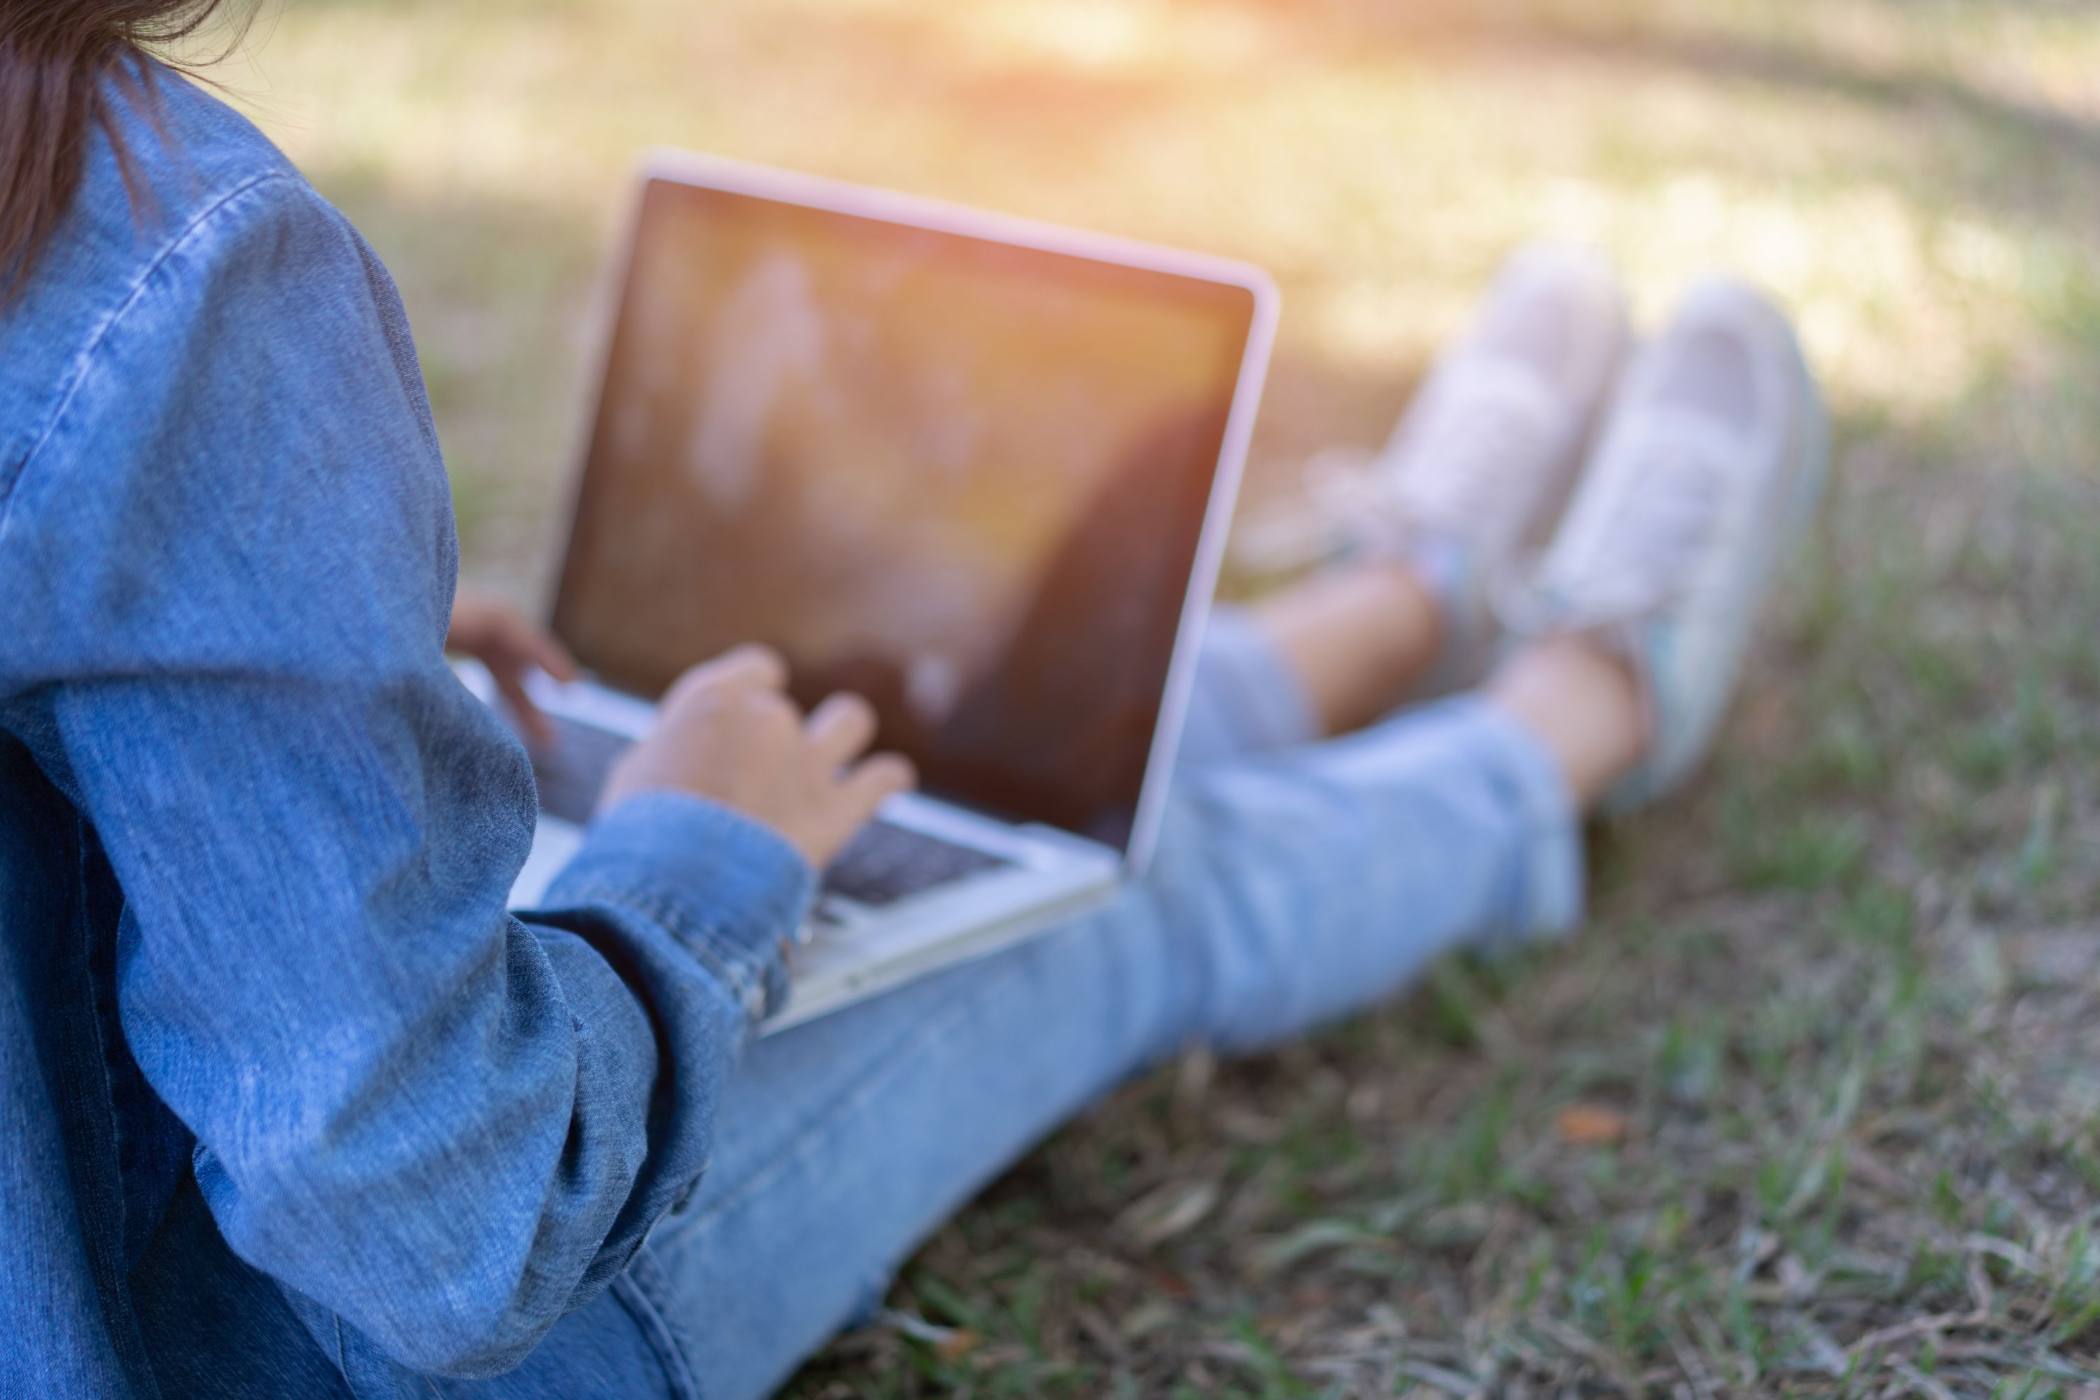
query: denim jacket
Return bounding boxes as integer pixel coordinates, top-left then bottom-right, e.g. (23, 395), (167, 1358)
(1, 66), (812, 1397)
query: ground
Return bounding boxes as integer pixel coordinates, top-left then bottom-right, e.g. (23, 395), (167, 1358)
(225, 1), (2100, 1393)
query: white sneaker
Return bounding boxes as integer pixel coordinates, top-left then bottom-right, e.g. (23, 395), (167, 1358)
(1346, 244), (1630, 688)
(1512, 277), (1830, 809)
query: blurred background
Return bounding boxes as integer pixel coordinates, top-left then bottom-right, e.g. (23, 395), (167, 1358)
(222, 0), (2100, 603)
(223, 1), (2100, 1393)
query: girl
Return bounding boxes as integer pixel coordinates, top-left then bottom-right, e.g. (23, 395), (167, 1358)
(0, 5), (1823, 1395)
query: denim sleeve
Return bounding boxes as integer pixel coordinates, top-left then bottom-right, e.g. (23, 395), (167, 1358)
(3, 174), (812, 1377)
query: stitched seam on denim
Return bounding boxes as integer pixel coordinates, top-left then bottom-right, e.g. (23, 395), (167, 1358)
(561, 881), (783, 1019)
(647, 948), (1028, 1252)
(6, 174), (302, 534)
(611, 1269), (703, 1400)
(602, 891), (756, 1012)
(68, 819), (144, 1365)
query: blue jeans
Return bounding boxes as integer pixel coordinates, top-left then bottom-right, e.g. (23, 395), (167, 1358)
(497, 611), (1584, 1399)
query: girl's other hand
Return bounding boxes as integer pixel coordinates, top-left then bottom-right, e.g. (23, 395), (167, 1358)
(447, 591), (579, 744)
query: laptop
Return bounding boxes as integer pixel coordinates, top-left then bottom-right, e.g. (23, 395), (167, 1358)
(470, 150), (1277, 1031)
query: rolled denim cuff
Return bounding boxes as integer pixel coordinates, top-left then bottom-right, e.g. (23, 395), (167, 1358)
(1183, 608), (1320, 763)
(1451, 696), (1586, 942)
(546, 792), (815, 1022)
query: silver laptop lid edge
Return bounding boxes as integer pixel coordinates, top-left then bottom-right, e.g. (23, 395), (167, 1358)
(1120, 268), (1278, 877)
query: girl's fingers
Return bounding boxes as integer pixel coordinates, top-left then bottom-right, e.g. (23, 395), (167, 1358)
(523, 624), (579, 683)
(679, 644), (789, 697)
(806, 692), (878, 766)
(838, 753), (916, 823)
(497, 672), (554, 745)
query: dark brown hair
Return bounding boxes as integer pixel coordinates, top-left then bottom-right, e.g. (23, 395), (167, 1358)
(0, 1), (248, 305)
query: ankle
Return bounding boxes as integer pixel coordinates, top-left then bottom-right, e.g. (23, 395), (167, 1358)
(1485, 635), (1648, 808)
(1254, 560), (1445, 736)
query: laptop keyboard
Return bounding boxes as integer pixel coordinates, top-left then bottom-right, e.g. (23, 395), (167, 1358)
(528, 711), (1009, 908)
(530, 713), (632, 825)
(822, 819), (1010, 907)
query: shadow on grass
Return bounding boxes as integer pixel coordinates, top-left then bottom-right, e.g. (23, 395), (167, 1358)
(783, 0), (2100, 241)
(1342, 1), (2100, 166)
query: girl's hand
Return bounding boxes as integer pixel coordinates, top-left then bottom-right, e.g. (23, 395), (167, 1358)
(599, 645), (915, 868)
(447, 592), (578, 744)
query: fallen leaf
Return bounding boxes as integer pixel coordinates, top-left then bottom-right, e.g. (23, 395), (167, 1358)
(1148, 1267), (1194, 1299)
(1556, 1104), (1630, 1146)
(879, 1308), (978, 1356)
(1122, 1297), (1180, 1337)
(1117, 1178), (1221, 1247)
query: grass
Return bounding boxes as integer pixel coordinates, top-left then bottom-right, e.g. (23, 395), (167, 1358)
(221, 0), (2100, 1392)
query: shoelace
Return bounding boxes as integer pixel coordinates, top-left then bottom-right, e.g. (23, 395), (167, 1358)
(1384, 383), (1553, 536)
(1519, 436), (1728, 631)
(1307, 378), (1556, 563)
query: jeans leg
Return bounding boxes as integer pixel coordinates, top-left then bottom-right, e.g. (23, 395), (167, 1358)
(1175, 607), (1318, 769)
(608, 695), (1583, 1400)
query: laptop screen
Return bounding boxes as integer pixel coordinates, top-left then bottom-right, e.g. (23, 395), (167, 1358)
(551, 174), (1259, 848)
